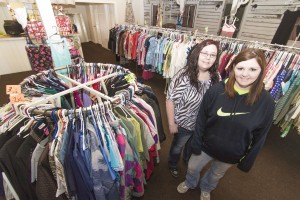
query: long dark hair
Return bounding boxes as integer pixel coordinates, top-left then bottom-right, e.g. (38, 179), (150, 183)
(181, 39), (220, 91)
(225, 48), (266, 105)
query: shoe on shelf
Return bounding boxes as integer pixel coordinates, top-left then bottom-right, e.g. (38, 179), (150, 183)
(169, 167), (179, 178)
(177, 181), (190, 193)
(200, 191), (210, 200)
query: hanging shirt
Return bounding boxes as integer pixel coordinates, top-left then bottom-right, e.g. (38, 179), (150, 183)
(125, 0), (135, 24)
(48, 38), (72, 68)
(220, 16), (237, 38)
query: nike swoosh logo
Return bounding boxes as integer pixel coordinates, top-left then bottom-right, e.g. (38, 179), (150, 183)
(217, 107), (249, 117)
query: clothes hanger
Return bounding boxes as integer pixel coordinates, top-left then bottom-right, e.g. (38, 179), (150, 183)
(47, 27), (63, 44)
(78, 107), (85, 139)
(27, 75), (47, 89)
(16, 106), (35, 137)
(6, 115), (24, 131)
(7, 104), (28, 131)
(106, 101), (117, 121)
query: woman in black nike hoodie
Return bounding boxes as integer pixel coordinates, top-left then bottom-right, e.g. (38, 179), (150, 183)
(177, 48), (275, 200)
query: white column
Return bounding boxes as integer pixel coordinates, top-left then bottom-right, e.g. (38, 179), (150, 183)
(35, 0), (60, 40)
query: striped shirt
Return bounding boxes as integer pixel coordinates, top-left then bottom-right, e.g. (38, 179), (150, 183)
(166, 69), (212, 131)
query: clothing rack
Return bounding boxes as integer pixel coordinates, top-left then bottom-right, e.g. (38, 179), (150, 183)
(125, 24), (193, 36)
(0, 62), (164, 200)
(27, 72), (119, 107)
(124, 24), (300, 52)
(19, 62), (133, 115)
(111, 24), (300, 137)
(17, 100), (119, 119)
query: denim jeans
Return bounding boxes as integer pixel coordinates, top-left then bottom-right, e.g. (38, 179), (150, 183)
(185, 152), (233, 193)
(168, 127), (193, 168)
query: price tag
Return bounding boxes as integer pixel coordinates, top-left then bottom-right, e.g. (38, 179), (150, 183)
(10, 94), (25, 103)
(6, 85), (21, 95)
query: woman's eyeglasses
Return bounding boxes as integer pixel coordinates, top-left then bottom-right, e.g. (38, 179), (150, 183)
(200, 52), (217, 58)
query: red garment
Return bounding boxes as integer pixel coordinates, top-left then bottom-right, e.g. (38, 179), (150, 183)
(131, 32), (141, 59)
(218, 53), (231, 79)
(125, 32), (130, 58)
(142, 71), (154, 80)
(145, 145), (157, 180)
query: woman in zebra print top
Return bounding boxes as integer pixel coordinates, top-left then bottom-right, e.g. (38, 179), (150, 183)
(166, 39), (221, 178)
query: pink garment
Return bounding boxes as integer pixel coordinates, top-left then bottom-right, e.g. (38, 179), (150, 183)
(220, 16), (237, 37)
(131, 32), (141, 59)
(130, 104), (158, 143)
(145, 145), (157, 180)
(142, 70), (154, 80)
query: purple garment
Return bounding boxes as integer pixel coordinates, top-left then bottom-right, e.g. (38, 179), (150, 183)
(73, 91), (83, 107)
(82, 91), (92, 107)
(110, 119), (144, 199)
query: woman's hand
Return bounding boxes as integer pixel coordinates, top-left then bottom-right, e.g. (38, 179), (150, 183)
(166, 99), (178, 134)
(169, 123), (178, 134)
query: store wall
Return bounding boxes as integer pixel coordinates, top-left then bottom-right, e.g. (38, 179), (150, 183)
(64, 3), (91, 42)
(144, 0), (225, 35)
(238, 0), (298, 43)
(75, 0), (144, 25)
(143, 0), (300, 45)
(64, 0), (144, 48)
(112, 0), (144, 25)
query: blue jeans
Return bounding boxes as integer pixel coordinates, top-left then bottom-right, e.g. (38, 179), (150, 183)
(185, 152), (233, 193)
(168, 127), (193, 168)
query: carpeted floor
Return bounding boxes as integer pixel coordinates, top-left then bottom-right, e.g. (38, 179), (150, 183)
(0, 41), (299, 200)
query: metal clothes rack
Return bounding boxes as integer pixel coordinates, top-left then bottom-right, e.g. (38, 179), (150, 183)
(27, 72), (119, 107)
(18, 63), (133, 117)
(121, 24), (300, 52)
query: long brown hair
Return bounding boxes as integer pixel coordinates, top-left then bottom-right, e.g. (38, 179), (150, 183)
(180, 39), (220, 91)
(225, 48), (266, 105)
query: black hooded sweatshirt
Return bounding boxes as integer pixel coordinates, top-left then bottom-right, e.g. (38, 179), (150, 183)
(191, 81), (275, 172)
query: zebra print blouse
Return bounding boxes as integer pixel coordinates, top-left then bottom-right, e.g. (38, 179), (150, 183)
(166, 69), (212, 131)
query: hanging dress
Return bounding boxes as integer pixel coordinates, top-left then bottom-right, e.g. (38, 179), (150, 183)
(125, 0), (135, 24)
(220, 16), (237, 38)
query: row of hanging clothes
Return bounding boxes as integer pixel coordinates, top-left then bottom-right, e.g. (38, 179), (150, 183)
(108, 24), (300, 137)
(0, 63), (165, 200)
(108, 24), (196, 80)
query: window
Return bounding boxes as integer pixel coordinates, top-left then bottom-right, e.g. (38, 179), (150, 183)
(182, 4), (196, 28)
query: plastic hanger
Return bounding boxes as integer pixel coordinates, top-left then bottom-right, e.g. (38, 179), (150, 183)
(7, 113), (25, 131)
(115, 94), (131, 118)
(105, 101), (117, 121)
(17, 118), (34, 137)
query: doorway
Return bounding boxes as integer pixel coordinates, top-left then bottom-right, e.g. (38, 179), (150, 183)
(87, 3), (116, 48)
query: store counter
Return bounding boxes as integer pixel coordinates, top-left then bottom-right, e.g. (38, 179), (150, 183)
(0, 36), (31, 75)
